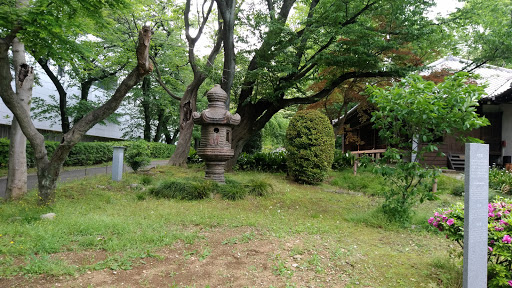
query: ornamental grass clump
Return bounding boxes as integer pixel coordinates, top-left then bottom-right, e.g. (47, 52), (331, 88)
(149, 179), (215, 200)
(429, 197), (512, 287)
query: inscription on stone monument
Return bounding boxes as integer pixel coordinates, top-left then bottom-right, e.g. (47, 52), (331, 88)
(463, 143), (489, 288)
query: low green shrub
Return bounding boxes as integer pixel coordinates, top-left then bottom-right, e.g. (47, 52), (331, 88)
(140, 175), (153, 186)
(236, 151), (287, 172)
(125, 140), (151, 172)
(332, 150), (356, 171)
(490, 167), (512, 194)
(149, 179), (214, 200)
(245, 179), (274, 197)
(219, 184), (247, 201)
(429, 197), (512, 287)
(0, 139), (174, 168)
(187, 147), (202, 164)
(149, 177), (273, 201)
(0, 138), (9, 168)
(148, 142), (175, 158)
(451, 184), (465, 197)
(65, 142), (112, 166)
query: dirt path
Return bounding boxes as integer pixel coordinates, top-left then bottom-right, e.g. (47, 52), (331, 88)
(0, 227), (350, 288)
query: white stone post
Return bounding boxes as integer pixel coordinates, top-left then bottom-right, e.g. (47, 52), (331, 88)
(112, 146), (125, 181)
(463, 143), (488, 288)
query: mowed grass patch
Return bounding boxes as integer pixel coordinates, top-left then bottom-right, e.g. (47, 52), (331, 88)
(0, 165), (461, 286)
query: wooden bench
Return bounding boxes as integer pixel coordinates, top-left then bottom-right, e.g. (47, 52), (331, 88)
(350, 149), (387, 175)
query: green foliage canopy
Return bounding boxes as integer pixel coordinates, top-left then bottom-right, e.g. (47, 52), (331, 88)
(368, 72), (489, 159)
(448, 0), (512, 67)
(367, 72), (490, 222)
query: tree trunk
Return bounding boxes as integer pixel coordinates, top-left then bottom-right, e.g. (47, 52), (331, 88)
(226, 101), (281, 170)
(37, 58), (70, 133)
(217, 0), (236, 105)
(141, 76), (152, 141)
(6, 38), (33, 200)
(0, 26), (153, 206)
(81, 79), (93, 101)
(163, 125), (178, 144)
(153, 107), (165, 142)
(168, 78), (201, 166)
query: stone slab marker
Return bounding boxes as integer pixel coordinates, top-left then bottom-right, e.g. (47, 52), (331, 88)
(463, 143), (489, 288)
(112, 146), (125, 181)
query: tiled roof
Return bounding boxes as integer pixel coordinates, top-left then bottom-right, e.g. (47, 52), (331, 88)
(427, 56), (512, 99)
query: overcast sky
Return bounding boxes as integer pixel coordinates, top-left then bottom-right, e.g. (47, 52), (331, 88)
(432, 0), (465, 17)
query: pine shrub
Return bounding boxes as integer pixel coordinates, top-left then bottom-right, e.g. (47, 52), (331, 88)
(285, 110), (335, 184)
(125, 140), (151, 172)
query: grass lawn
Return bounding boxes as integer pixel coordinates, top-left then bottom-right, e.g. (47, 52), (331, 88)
(0, 165), (464, 287)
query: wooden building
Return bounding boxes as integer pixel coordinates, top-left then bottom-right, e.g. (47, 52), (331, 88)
(338, 56), (512, 169)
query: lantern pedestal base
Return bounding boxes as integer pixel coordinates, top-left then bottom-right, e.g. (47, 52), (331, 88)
(204, 161), (227, 183)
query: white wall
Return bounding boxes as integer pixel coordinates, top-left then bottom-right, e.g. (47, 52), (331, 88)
(0, 66), (125, 140)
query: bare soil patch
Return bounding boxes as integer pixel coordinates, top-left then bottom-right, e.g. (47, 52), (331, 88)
(0, 227), (350, 287)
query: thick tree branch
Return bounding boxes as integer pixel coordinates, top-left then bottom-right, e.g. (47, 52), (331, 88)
(80, 63), (128, 101)
(150, 55), (182, 101)
(62, 26), (153, 145)
(37, 57), (71, 133)
(279, 70), (401, 106)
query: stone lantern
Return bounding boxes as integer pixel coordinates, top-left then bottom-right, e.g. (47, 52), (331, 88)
(192, 85), (240, 183)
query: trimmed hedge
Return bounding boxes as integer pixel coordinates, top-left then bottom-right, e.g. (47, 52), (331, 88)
(0, 139), (175, 168)
(285, 110), (335, 184)
(236, 151), (287, 172)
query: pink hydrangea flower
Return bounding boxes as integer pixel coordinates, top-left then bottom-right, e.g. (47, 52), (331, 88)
(503, 235), (512, 244)
(446, 219), (454, 226)
(489, 213), (495, 218)
(489, 204), (495, 212)
(428, 217), (434, 224)
(508, 280), (512, 286)
(489, 246), (493, 252)
(495, 226), (504, 231)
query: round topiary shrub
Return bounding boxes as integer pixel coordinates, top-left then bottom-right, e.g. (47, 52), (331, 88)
(285, 110), (335, 184)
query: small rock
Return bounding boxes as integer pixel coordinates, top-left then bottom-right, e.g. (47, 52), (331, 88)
(40, 213), (56, 220)
(96, 185), (106, 189)
(292, 263), (299, 268)
(293, 255), (302, 260)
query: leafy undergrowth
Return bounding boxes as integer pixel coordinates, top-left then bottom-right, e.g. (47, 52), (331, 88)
(0, 165), (463, 287)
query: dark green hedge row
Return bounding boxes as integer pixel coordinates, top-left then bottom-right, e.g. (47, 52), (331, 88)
(0, 138), (175, 168)
(235, 150), (355, 173)
(236, 151), (287, 173)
